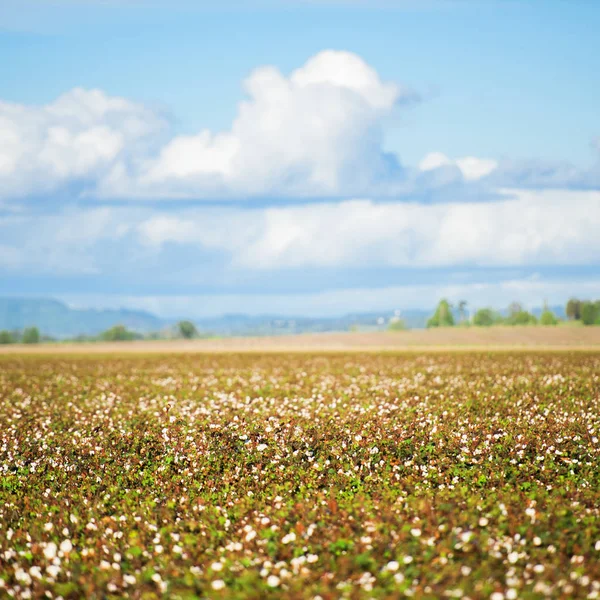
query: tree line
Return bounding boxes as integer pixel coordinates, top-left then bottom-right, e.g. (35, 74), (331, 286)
(426, 298), (600, 328)
(0, 320), (202, 345)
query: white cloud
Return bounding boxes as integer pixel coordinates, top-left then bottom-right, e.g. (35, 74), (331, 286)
(136, 188), (600, 268)
(0, 88), (165, 198)
(0, 51), (415, 200)
(100, 50), (411, 198)
(419, 151), (498, 181)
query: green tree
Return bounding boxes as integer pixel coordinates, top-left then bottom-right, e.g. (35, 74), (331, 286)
(22, 327), (41, 344)
(539, 309), (558, 325)
(100, 325), (139, 341)
(472, 308), (501, 327)
(177, 320), (198, 339)
(581, 301), (600, 325)
(427, 299), (455, 328)
(0, 330), (15, 344)
(566, 298), (582, 321)
(505, 311), (537, 326)
(505, 303), (537, 326)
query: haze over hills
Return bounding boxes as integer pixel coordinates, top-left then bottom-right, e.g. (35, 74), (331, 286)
(0, 298), (165, 338)
(0, 297), (568, 339)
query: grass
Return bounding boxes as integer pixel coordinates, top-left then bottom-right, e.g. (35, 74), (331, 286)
(1, 351), (599, 598)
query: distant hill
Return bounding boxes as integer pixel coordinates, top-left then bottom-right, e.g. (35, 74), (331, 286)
(0, 297), (567, 339)
(0, 299), (430, 338)
(0, 298), (165, 338)
(191, 309), (431, 336)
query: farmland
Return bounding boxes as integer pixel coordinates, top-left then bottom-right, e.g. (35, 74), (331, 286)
(1, 351), (599, 599)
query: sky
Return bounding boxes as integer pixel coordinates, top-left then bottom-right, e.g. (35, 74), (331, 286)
(0, 0), (599, 318)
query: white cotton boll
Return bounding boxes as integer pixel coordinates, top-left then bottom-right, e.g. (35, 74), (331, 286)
(44, 543), (57, 560)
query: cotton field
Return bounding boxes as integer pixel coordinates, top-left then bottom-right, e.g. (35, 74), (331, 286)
(1, 352), (599, 599)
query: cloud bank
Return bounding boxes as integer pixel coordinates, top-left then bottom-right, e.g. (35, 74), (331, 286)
(1, 189), (598, 276)
(136, 188), (600, 269)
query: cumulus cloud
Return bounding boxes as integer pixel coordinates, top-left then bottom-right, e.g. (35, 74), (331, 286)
(0, 51), (420, 200)
(135, 188), (600, 269)
(0, 88), (165, 198)
(100, 50), (414, 198)
(2, 50), (598, 202)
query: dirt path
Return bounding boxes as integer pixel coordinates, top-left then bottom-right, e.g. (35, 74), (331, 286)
(1, 326), (599, 354)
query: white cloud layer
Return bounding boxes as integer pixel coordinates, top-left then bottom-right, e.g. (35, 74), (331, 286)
(137, 188), (600, 269)
(1, 189), (598, 287)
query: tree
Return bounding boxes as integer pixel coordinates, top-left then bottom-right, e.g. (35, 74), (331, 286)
(22, 327), (40, 344)
(472, 308), (501, 327)
(504, 303), (537, 326)
(427, 299), (455, 328)
(100, 325), (139, 341)
(566, 298), (582, 321)
(0, 330), (15, 344)
(581, 301), (600, 326)
(177, 320), (198, 339)
(505, 310), (537, 326)
(539, 309), (558, 326)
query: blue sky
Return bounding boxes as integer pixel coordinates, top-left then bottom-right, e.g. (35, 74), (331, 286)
(1, 0), (599, 318)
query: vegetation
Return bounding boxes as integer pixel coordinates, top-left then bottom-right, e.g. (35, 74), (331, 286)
(539, 309), (558, 326)
(581, 301), (600, 326)
(0, 352), (598, 598)
(566, 298), (583, 321)
(566, 298), (600, 326)
(426, 298), (455, 328)
(177, 320), (199, 339)
(472, 308), (503, 327)
(99, 324), (143, 342)
(425, 299), (586, 328)
(21, 326), (41, 344)
(0, 330), (16, 344)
